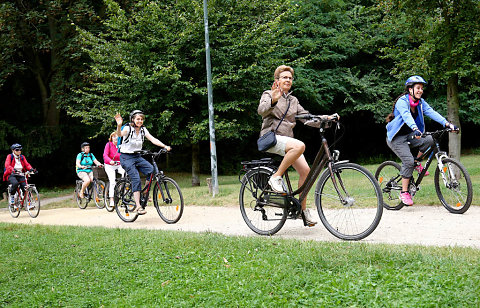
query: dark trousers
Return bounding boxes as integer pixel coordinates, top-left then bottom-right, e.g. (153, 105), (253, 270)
(8, 174), (26, 194)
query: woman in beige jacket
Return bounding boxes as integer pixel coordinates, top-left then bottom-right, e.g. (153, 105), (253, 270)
(258, 65), (336, 227)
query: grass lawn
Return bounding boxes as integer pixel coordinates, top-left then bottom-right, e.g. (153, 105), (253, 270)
(1, 223), (479, 306)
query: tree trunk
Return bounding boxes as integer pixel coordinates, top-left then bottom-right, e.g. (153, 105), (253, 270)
(446, 75), (461, 160)
(191, 143), (200, 186)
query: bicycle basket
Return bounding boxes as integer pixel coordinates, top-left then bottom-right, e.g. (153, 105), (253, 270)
(92, 166), (108, 180)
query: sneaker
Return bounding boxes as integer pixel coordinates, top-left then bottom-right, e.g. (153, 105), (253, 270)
(400, 192), (413, 206)
(303, 209), (317, 227)
(136, 206), (147, 215)
(268, 175), (285, 193)
(9, 195), (15, 205)
(414, 163), (430, 176)
(109, 199), (115, 208)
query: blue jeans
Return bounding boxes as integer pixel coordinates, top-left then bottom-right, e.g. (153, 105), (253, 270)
(120, 153), (153, 192)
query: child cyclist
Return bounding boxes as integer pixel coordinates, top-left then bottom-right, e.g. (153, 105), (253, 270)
(385, 75), (458, 206)
(115, 110), (171, 215)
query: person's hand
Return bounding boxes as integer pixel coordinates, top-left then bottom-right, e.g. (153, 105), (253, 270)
(271, 81), (283, 104)
(115, 113), (123, 126)
(412, 129), (422, 139)
(305, 119), (322, 128)
(110, 160), (115, 165)
(165, 145), (171, 151)
(329, 113), (340, 121)
(446, 122), (459, 133)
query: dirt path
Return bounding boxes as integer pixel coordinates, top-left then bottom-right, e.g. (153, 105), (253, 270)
(1, 202), (480, 249)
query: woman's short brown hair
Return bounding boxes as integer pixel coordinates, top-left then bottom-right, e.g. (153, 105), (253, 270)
(109, 131), (118, 142)
(274, 65), (294, 80)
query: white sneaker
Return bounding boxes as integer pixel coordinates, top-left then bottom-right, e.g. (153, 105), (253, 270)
(303, 209), (317, 227)
(268, 175), (285, 193)
(110, 199), (115, 208)
(9, 195), (15, 205)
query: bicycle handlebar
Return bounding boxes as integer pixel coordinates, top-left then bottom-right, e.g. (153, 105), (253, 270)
(422, 127), (457, 137)
(134, 148), (169, 157)
(295, 113), (339, 122)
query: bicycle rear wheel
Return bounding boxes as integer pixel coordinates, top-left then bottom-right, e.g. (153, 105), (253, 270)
(8, 191), (20, 218)
(26, 187), (40, 218)
(239, 167), (287, 236)
(434, 158), (473, 214)
(316, 162), (383, 240)
(93, 180), (106, 209)
(114, 179), (138, 222)
(153, 177), (184, 223)
(374, 161), (404, 210)
(75, 181), (87, 209)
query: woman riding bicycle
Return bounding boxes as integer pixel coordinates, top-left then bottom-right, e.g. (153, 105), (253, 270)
(76, 142), (103, 199)
(385, 75), (458, 206)
(115, 110), (171, 215)
(103, 131), (126, 209)
(3, 143), (35, 206)
(258, 65), (337, 227)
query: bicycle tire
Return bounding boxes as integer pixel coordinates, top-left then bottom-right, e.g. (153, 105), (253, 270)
(114, 178), (138, 222)
(26, 187), (40, 218)
(75, 181), (87, 209)
(374, 161), (404, 210)
(8, 191), (20, 218)
(103, 181), (115, 212)
(434, 157), (473, 214)
(239, 167), (287, 236)
(316, 162), (383, 240)
(153, 177), (184, 223)
(94, 180), (106, 209)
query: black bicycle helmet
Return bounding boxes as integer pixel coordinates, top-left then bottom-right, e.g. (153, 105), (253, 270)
(130, 109), (144, 122)
(80, 142), (90, 150)
(10, 143), (22, 150)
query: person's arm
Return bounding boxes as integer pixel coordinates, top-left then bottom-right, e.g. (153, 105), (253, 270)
(93, 159), (103, 167)
(22, 157), (33, 171)
(103, 143), (113, 165)
(145, 130), (171, 151)
(115, 114), (128, 137)
(258, 91), (278, 117)
(396, 98), (418, 131)
(4, 156), (13, 175)
(422, 100), (448, 127)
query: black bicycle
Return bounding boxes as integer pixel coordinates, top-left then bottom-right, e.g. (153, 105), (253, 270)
(113, 149), (184, 223)
(375, 128), (473, 213)
(74, 166), (106, 210)
(239, 115), (383, 240)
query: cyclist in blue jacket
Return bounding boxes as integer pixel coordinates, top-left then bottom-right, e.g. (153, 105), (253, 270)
(385, 76), (458, 206)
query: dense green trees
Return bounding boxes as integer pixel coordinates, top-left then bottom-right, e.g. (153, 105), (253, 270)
(1, 0), (479, 186)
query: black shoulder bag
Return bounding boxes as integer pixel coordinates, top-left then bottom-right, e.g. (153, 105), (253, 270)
(257, 98), (291, 152)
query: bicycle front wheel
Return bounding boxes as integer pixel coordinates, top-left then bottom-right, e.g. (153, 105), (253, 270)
(26, 187), (40, 218)
(75, 181), (87, 209)
(316, 162), (383, 240)
(374, 161), (404, 210)
(8, 191), (20, 218)
(103, 181), (115, 212)
(239, 167), (287, 236)
(114, 179), (138, 222)
(153, 177), (184, 223)
(94, 180), (106, 209)
(434, 158), (473, 214)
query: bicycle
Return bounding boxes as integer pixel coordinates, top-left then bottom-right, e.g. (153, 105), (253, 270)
(113, 149), (184, 223)
(375, 128), (473, 213)
(103, 162), (125, 212)
(239, 115), (383, 240)
(74, 166), (106, 210)
(7, 169), (40, 218)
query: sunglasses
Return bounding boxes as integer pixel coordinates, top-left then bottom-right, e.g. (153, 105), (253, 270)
(14, 149), (22, 151)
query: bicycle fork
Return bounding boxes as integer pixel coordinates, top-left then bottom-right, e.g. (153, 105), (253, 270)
(435, 151), (456, 188)
(327, 163), (354, 207)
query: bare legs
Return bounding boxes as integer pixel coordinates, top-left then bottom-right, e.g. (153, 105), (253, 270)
(271, 139), (310, 210)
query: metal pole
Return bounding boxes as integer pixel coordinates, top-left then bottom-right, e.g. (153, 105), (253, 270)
(203, 0), (219, 196)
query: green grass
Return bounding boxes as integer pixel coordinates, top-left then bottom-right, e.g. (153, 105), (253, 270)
(0, 223), (479, 306)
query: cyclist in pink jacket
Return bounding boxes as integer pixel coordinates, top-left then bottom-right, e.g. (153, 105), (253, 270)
(103, 132), (125, 209)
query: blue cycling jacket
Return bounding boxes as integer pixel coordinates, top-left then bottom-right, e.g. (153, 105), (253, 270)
(386, 94), (448, 142)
